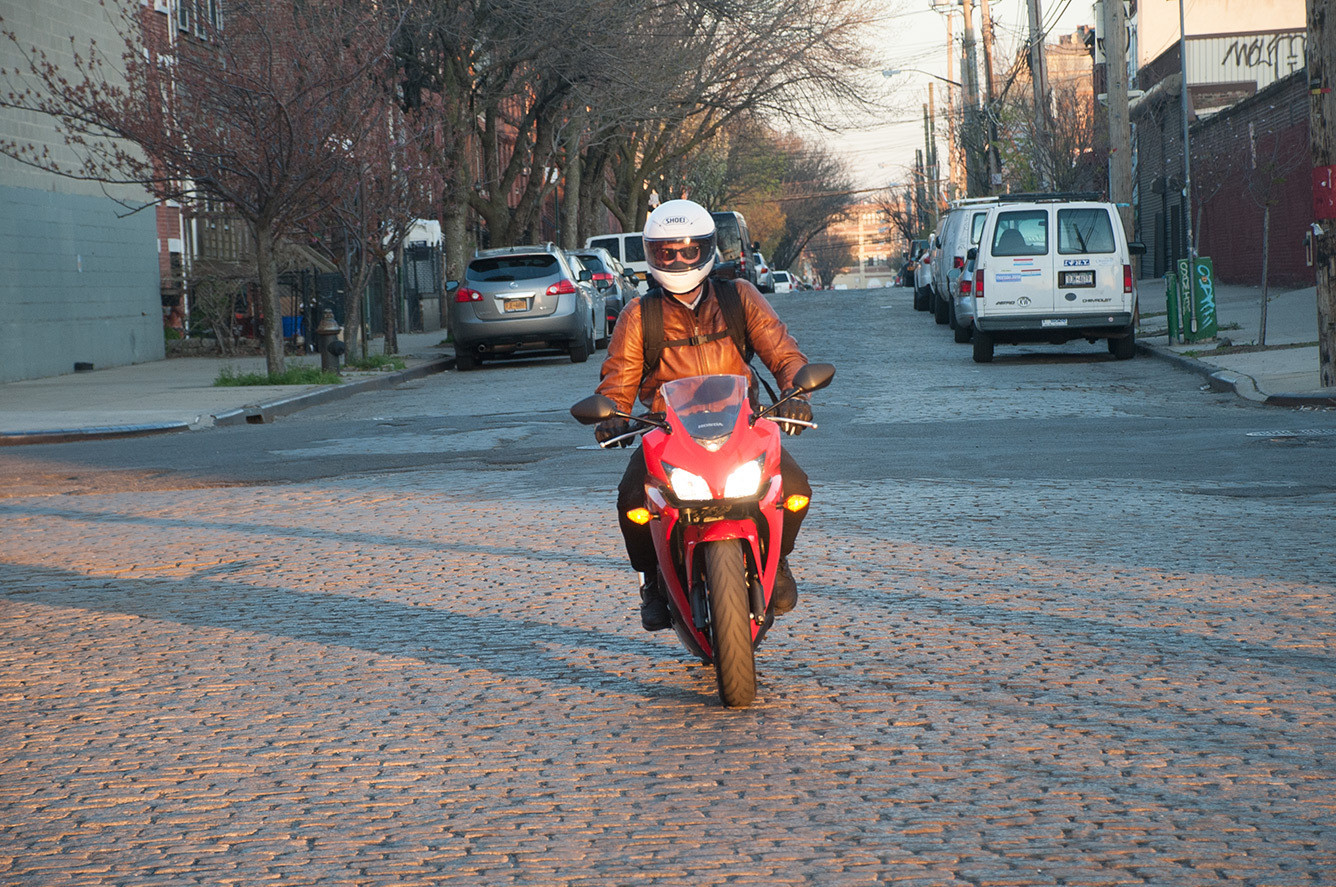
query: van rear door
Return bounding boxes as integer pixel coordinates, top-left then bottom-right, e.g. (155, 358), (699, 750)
(984, 207), (1055, 317)
(1055, 206), (1126, 313)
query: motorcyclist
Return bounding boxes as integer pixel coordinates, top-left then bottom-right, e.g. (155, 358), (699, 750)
(593, 198), (816, 631)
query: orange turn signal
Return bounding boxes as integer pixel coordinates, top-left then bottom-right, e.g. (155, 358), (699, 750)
(783, 494), (809, 512)
(625, 508), (654, 525)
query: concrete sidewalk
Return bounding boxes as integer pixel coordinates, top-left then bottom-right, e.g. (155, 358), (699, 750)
(1136, 280), (1336, 407)
(0, 331), (454, 445)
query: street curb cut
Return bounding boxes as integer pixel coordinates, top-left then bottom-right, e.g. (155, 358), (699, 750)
(212, 355), (453, 426)
(0, 422), (193, 447)
(1136, 340), (1336, 408)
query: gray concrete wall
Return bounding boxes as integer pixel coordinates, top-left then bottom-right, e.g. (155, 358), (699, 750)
(0, 0), (164, 383)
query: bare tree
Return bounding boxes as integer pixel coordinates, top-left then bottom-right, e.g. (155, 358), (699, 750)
(2, 0), (400, 375)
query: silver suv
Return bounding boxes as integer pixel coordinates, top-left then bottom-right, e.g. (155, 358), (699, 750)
(448, 244), (604, 372)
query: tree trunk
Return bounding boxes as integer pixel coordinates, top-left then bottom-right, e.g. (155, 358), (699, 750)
(561, 119), (582, 249)
(254, 220), (286, 376)
(1310, 0), (1336, 387)
(382, 253), (399, 355)
(1259, 206), (1270, 346)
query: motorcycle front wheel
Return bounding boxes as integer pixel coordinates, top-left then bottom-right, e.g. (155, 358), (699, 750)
(703, 540), (756, 708)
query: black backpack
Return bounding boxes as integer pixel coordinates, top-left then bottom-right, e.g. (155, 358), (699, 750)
(638, 279), (778, 402)
(639, 278), (750, 379)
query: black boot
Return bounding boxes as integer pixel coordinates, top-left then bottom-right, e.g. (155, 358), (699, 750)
(639, 574), (671, 631)
(772, 557), (798, 615)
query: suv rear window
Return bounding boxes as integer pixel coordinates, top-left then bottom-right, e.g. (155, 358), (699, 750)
(991, 211), (1048, 256)
(468, 255), (559, 281)
(1057, 208), (1116, 254)
(575, 253), (609, 274)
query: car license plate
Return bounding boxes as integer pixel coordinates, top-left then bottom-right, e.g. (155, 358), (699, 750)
(503, 298), (528, 313)
(1041, 318), (1069, 327)
(1060, 270), (1095, 287)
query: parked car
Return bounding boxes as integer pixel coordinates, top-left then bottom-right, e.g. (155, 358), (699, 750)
(902, 239), (929, 288)
(913, 242), (935, 311)
(709, 210), (759, 286)
(571, 246), (637, 339)
(584, 231), (648, 292)
(968, 195), (1147, 363)
(754, 250), (775, 292)
(447, 243), (604, 371)
(772, 270), (794, 293)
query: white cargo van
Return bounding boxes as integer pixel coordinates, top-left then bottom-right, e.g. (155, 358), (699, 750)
(931, 197), (996, 327)
(968, 196), (1146, 363)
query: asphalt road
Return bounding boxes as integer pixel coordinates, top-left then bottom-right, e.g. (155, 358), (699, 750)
(2, 286), (1334, 885)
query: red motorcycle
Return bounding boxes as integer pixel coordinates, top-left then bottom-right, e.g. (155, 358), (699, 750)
(572, 363), (834, 707)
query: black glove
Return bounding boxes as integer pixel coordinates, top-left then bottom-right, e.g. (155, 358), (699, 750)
(774, 388), (813, 436)
(595, 417), (634, 447)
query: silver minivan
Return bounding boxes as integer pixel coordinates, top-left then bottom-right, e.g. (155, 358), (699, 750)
(968, 197), (1146, 363)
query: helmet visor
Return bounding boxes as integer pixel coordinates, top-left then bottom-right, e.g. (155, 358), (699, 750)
(646, 234), (715, 273)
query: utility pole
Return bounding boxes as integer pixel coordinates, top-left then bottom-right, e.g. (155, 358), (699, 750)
(925, 82), (939, 217)
(1309, 0), (1336, 387)
(1027, 0), (1053, 189)
(961, 0), (984, 196)
(944, 9), (961, 200)
(978, 0), (1001, 191)
(1104, 0), (1133, 240)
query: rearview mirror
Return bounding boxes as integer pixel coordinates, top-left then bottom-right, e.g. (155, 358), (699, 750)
(1128, 241), (1147, 256)
(570, 393), (619, 425)
(445, 280), (459, 293)
(791, 362), (835, 394)
(578, 269), (592, 282)
(967, 247), (978, 261)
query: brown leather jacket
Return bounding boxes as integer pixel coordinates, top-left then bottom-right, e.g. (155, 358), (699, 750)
(596, 278), (808, 414)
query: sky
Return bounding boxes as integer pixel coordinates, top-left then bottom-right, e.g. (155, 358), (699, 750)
(825, 0), (1099, 195)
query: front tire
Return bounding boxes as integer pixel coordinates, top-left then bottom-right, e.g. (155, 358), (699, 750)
(704, 540), (756, 708)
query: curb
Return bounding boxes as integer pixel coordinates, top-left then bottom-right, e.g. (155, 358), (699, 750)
(212, 356), (453, 426)
(0, 355), (454, 446)
(0, 422), (193, 447)
(1137, 341), (1336, 408)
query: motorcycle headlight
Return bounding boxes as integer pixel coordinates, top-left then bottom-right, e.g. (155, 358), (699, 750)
(723, 457), (765, 499)
(667, 466), (713, 502)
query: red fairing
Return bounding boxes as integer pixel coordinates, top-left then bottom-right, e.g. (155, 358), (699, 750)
(638, 375), (787, 652)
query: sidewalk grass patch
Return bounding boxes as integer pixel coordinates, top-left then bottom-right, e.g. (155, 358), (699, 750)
(345, 354), (407, 371)
(215, 366), (342, 386)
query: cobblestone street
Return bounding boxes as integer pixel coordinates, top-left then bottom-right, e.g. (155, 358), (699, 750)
(3, 289), (1335, 885)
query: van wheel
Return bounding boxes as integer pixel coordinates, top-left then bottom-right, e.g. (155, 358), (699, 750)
(934, 292), (949, 325)
(954, 320), (972, 344)
(947, 299), (958, 330)
(914, 287), (929, 311)
(1110, 330), (1136, 360)
(972, 331), (994, 363)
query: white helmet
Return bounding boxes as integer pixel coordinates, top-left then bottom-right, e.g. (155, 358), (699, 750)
(643, 199), (716, 294)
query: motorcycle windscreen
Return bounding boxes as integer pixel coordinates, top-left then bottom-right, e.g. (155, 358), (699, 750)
(661, 374), (747, 448)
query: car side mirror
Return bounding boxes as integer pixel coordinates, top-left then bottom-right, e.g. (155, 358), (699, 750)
(967, 247), (978, 260)
(578, 270), (592, 282)
(791, 362), (835, 394)
(445, 280), (459, 293)
(752, 241), (761, 252)
(570, 393), (620, 425)
(1128, 241), (1147, 256)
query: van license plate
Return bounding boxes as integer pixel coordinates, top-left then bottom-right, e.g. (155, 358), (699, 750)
(1041, 318), (1068, 327)
(1060, 270), (1095, 287)
(504, 298), (527, 313)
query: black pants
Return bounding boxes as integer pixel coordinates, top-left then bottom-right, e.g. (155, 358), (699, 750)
(616, 446), (811, 574)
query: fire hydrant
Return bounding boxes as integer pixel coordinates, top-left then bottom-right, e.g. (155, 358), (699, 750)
(315, 310), (345, 373)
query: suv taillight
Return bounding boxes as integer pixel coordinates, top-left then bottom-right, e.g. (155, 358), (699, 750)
(546, 279), (577, 296)
(959, 275), (972, 295)
(1123, 264), (1133, 294)
(953, 256), (964, 269)
(592, 272), (614, 284)
(454, 287), (482, 303)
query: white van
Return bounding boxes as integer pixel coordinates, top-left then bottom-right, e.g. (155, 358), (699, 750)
(968, 196), (1146, 363)
(931, 197), (996, 327)
(584, 232), (647, 293)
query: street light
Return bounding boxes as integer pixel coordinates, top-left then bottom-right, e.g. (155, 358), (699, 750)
(882, 68), (963, 88)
